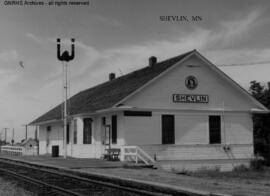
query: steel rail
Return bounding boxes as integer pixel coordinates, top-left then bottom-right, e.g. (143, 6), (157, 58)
(0, 168), (80, 196)
(0, 159), (172, 196)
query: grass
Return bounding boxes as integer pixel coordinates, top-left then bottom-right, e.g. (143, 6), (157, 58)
(177, 165), (270, 196)
(0, 176), (35, 196)
(76, 165), (270, 196)
(185, 165), (270, 180)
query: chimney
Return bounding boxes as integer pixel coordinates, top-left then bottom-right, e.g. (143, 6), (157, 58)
(149, 56), (157, 67)
(109, 73), (116, 81)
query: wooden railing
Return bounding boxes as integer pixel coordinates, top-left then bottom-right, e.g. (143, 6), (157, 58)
(120, 145), (155, 165)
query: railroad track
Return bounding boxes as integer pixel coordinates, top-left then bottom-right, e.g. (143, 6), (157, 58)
(0, 159), (177, 196)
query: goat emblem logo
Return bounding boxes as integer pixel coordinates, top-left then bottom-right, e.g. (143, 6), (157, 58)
(185, 75), (198, 90)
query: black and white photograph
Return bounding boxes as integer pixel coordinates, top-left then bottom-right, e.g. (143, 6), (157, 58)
(0, 0), (270, 195)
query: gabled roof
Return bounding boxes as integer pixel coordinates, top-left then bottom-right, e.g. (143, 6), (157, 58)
(30, 50), (194, 125)
(20, 138), (38, 146)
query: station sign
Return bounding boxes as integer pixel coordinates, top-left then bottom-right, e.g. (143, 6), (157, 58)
(173, 94), (209, 103)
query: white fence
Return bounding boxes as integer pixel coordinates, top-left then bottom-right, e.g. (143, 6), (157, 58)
(0, 145), (38, 156)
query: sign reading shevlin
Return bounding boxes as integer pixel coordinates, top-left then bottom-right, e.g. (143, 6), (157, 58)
(173, 94), (209, 103)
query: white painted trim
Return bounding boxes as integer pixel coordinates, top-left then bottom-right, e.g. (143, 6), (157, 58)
(63, 106), (267, 120)
(193, 51), (269, 112)
(112, 50), (268, 112)
(30, 119), (63, 126)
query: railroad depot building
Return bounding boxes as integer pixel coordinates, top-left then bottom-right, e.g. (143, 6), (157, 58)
(30, 50), (268, 171)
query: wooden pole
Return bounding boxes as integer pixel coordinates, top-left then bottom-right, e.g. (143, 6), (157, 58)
(22, 124), (28, 140)
(4, 128), (8, 144)
(11, 128), (14, 145)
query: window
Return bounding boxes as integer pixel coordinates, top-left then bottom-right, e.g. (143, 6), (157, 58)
(66, 124), (70, 144)
(102, 117), (106, 125)
(111, 115), (117, 144)
(83, 118), (92, 144)
(46, 126), (51, 146)
(209, 116), (221, 144)
(73, 119), (77, 144)
(162, 115), (175, 144)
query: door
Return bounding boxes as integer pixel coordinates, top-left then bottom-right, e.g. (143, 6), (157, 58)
(162, 115), (175, 144)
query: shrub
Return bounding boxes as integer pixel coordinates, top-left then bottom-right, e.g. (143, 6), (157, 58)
(233, 164), (249, 172)
(175, 168), (190, 175)
(250, 157), (264, 171)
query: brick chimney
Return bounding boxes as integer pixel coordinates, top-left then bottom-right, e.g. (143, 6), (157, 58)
(109, 73), (116, 81)
(149, 56), (157, 67)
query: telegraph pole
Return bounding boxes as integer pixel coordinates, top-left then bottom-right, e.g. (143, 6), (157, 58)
(22, 124), (28, 140)
(34, 126), (38, 140)
(4, 128), (8, 144)
(11, 128), (14, 145)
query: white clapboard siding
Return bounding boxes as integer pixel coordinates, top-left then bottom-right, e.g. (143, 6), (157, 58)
(159, 159), (251, 172)
(139, 144), (253, 160)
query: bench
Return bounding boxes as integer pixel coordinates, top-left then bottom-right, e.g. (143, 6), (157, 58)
(103, 148), (120, 161)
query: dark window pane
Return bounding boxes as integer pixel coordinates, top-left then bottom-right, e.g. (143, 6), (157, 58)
(83, 118), (92, 144)
(124, 111), (152, 116)
(209, 116), (221, 144)
(66, 124), (70, 144)
(73, 119), (77, 144)
(102, 117), (106, 125)
(162, 115), (175, 144)
(111, 115), (117, 144)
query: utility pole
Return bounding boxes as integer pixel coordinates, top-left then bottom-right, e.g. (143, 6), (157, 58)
(34, 126), (38, 140)
(11, 128), (14, 145)
(4, 128), (8, 144)
(22, 124), (28, 140)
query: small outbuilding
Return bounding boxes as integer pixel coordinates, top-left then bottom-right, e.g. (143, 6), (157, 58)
(1, 138), (38, 156)
(30, 50), (268, 171)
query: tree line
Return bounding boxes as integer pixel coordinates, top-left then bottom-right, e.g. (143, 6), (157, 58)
(250, 81), (270, 164)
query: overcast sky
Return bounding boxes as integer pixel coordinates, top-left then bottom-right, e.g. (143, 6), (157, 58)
(0, 0), (270, 142)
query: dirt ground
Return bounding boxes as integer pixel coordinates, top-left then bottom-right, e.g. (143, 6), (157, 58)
(1, 155), (269, 196)
(0, 177), (35, 196)
(75, 167), (270, 196)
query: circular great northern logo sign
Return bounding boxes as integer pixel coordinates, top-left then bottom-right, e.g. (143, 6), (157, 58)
(185, 76), (198, 90)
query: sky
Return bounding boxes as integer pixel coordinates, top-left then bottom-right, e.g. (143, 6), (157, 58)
(0, 0), (270, 142)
